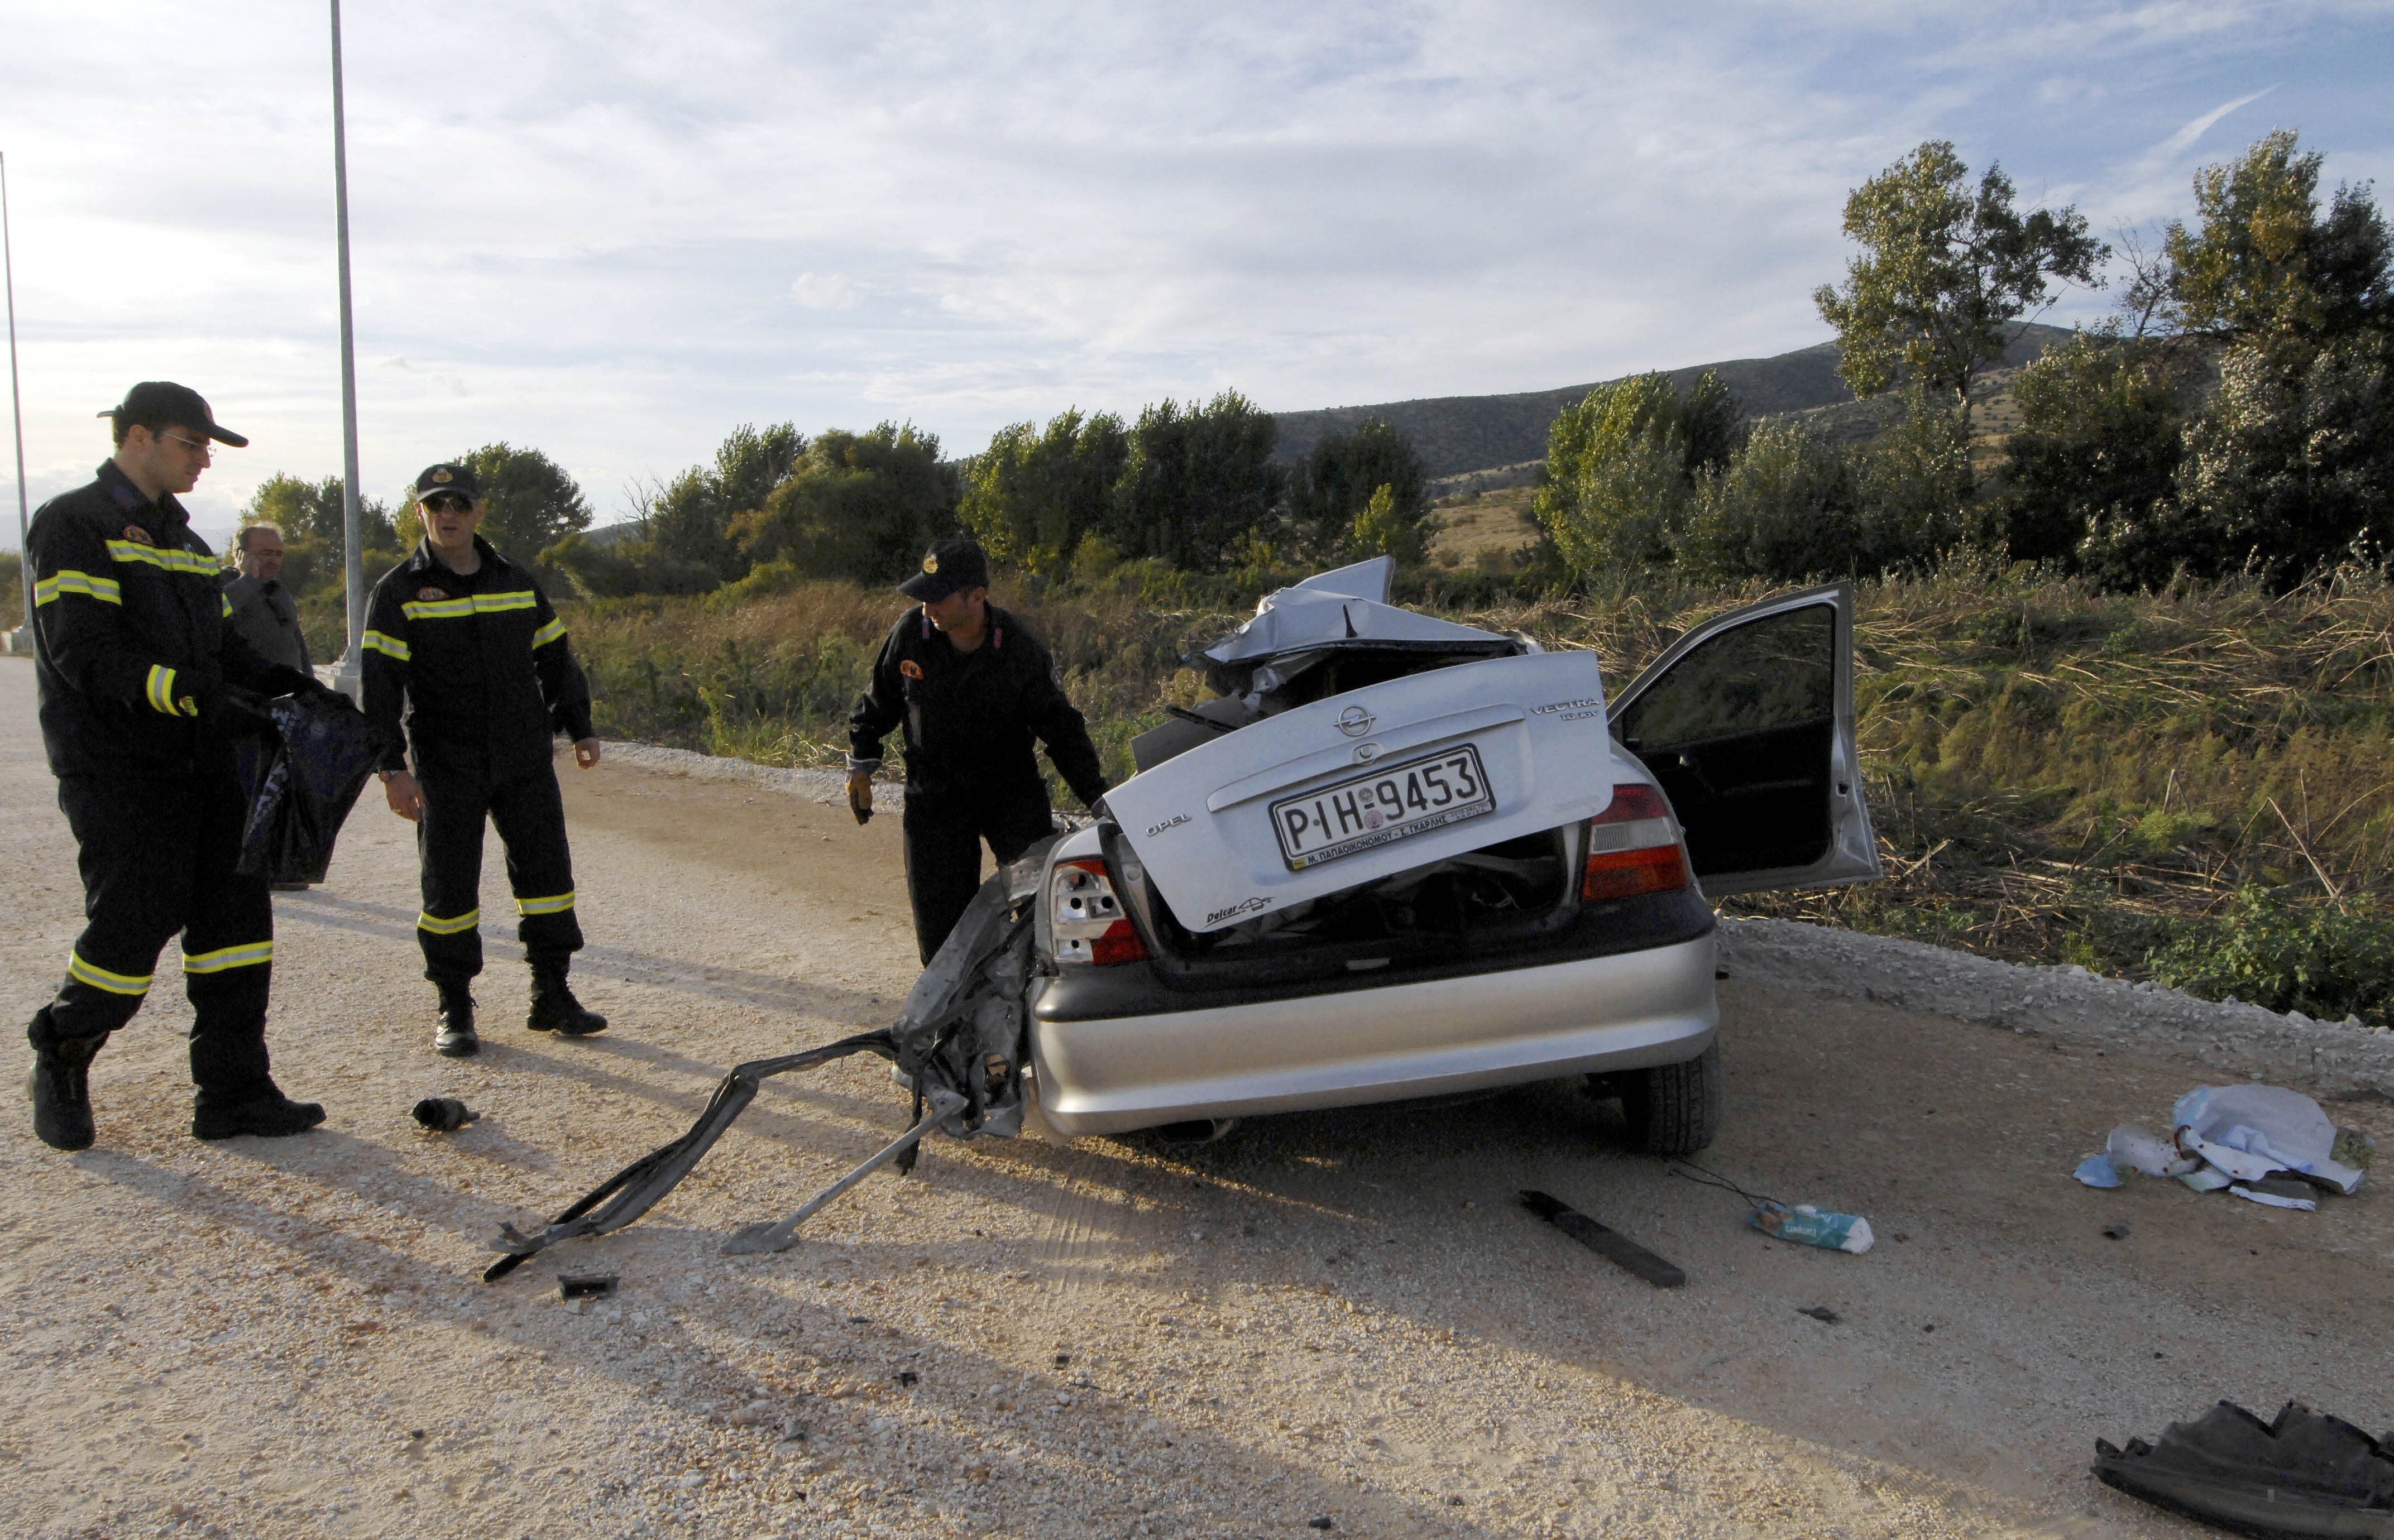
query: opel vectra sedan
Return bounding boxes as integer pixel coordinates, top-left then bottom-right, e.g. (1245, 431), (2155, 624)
(1023, 558), (1881, 1155)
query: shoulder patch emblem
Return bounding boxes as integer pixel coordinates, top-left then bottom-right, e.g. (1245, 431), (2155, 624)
(119, 524), (156, 546)
(416, 587), (449, 602)
(899, 659), (925, 680)
(922, 554), (939, 574)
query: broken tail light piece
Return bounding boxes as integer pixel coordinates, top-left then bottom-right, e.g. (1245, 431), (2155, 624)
(1050, 857), (1149, 967)
(1582, 784), (1689, 901)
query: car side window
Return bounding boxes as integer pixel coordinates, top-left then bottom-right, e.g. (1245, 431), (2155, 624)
(1617, 603), (1835, 751)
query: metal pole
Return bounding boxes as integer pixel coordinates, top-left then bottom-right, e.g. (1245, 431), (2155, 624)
(329, 0), (366, 695)
(2, 151), (34, 650)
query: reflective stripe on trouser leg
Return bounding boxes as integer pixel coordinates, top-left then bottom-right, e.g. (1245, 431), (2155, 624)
(44, 773), (198, 1044)
(183, 779), (278, 1101)
(488, 762), (582, 968)
(415, 764), (491, 985)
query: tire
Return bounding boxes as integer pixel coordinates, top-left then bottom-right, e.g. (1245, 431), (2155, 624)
(1619, 1040), (1721, 1155)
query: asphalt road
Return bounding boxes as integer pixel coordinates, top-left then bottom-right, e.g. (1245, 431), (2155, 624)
(1, 654), (2387, 1539)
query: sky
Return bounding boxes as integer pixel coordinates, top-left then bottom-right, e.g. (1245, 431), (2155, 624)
(2, 0), (2390, 546)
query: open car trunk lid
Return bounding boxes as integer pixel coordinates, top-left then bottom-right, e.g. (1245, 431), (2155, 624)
(1104, 649), (1617, 932)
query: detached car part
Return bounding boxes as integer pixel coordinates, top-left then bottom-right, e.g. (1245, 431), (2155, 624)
(2095, 1400), (2394, 1537)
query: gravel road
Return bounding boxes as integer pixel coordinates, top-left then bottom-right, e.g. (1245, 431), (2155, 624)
(3, 654), (2388, 1539)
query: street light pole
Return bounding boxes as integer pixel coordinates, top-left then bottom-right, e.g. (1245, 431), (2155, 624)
(329, 0), (366, 697)
(3, 151), (33, 651)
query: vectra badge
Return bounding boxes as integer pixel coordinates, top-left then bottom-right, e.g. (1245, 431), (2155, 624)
(1335, 706), (1376, 738)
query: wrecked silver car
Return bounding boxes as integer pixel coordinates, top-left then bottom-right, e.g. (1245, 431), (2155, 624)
(1036, 556), (1880, 1149)
(489, 559), (1880, 1276)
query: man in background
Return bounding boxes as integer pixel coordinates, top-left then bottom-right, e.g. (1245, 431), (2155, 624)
(219, 523), (310, 673)
(848, 536), (1110, 963)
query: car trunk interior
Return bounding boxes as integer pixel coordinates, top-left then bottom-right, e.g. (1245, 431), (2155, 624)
(1106, 822), (1582, 988)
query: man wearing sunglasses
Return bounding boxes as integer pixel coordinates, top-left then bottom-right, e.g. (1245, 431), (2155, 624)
(361, 463), (606, 1057)
(21, 382), (334, 1150)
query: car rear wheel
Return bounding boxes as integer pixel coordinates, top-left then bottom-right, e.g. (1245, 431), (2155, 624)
(1618, 1041), (1721, 1155)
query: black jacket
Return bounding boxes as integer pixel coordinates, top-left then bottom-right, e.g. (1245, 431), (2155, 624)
(848, 603), (1108, 809)
(26, 462), (314, 780)
(360, 536), (595, 777)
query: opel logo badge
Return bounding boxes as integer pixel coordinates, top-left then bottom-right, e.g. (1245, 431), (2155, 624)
(1335, 706), (1376, 738)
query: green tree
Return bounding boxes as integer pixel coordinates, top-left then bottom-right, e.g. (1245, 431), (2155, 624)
(1677, 419), (1860, 584)
(734, 423), (957, 584)
(1349, 483), (1429, 564)
(1534, 371), (1741, 576)
(243, 473), (396, 556)
(450, 444), (592, 558)
(1289, 418), (1429, 559)
(644, 422), (806, 584)
(2162, 129), (2393, 347)
(1103, 391), (1286, 573)
(959, 409), (1129, 576)
(1814, 141), (2106, 433)
(1997, 330), (2197, 568)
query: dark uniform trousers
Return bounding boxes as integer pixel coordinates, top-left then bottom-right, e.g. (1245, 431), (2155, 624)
(414, 755), (583, 984)
(902, 780), (1054, 966)
(31, 773), (275, 1101)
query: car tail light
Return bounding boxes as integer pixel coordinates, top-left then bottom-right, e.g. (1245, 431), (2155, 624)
(1583, 784), (1690, 901)
(1049, 858), (1151, 967)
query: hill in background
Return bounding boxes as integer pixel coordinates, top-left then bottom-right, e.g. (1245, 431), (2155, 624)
(1272, 323), (2072, 480)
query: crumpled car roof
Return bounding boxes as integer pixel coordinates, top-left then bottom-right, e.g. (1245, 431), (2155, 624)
(1199, 555), (1515, 668)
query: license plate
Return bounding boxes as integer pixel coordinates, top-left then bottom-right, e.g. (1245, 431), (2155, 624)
(1271, 745), (1495, 871)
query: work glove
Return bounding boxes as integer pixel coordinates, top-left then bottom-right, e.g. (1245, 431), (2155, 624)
(846, 769), (874, 826)
(195, 683), (276, 737)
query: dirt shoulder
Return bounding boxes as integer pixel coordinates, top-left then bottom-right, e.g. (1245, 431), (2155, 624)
(1, 656), (2386, 1539)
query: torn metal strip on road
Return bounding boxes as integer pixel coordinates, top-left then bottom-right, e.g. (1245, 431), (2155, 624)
(1518, 1189), (1687, 1288)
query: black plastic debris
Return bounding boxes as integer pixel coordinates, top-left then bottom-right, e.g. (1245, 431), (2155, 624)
(233, 693), (397, 884)
(1798, 1306), (1840, 1323)
(558, 1273), (617, 1301)
(2103, 1224), (2131, 1240)
(1519, 1190), (1686, 1288)
(2094, 1400), (2394, 1538)
(411, 1097), (478, 1131)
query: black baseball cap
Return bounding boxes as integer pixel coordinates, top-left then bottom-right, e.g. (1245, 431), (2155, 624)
(413, 463), (483, 502)
(898, 536), (990, 601)
(98, 381), (248, 447)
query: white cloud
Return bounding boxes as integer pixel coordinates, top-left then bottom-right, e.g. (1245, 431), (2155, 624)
(2, 0), (2389, 548)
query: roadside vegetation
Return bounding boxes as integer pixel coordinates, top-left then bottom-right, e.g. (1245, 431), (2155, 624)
(228, 127), (2392, 1029)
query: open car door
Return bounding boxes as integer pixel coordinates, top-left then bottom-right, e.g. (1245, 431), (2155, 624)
(1607, 582), (1880, 898)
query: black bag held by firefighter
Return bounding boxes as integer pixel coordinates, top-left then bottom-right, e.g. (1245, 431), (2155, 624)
(233, 692), (397, 884)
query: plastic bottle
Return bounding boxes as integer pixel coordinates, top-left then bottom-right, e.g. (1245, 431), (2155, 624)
(1748, 1200), (1874, 1253)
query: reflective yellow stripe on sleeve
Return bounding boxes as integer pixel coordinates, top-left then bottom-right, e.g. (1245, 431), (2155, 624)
(515, 891), (576, 916)
(532, 617), (567, 648)
(362, 629), (411, 663)
(145, 664), (180, 716)
(68, 952), (153, 996)
(416, 908), (481, 935)
(221, 592), (234, 618)
(104, 540), (220, 576)
(183, 940), (275, 974)
(33, 570), (123, 606)
(401, 590), (540, 621)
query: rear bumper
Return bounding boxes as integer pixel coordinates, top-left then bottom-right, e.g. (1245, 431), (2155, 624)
(1028, 933), (1718, 1136)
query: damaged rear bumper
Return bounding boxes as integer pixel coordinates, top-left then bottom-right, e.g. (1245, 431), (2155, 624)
(1028, 933), (1718, 1135)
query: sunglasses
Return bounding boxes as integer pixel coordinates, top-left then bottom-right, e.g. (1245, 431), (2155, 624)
(421, 494), (473, 513)
(157, 430), (213, 457)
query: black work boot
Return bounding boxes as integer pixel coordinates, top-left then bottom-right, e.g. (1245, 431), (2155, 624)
(192, 1081), (327, 1141)
(435, 981), (480, 1058)
(526, 965), (606, 1037)
(27, 1028), (106, 1152)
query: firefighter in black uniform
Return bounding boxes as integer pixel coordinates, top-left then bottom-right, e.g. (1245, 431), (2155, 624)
(361, 464), (607, 1057)
(847, 537), (1110, 963)
(22, 382), (333, 1150)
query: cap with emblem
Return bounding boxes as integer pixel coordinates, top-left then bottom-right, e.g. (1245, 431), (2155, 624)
(412, 463), (483, 502)
(898, 536), (990, 601)
(98, 381), (248, 447)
